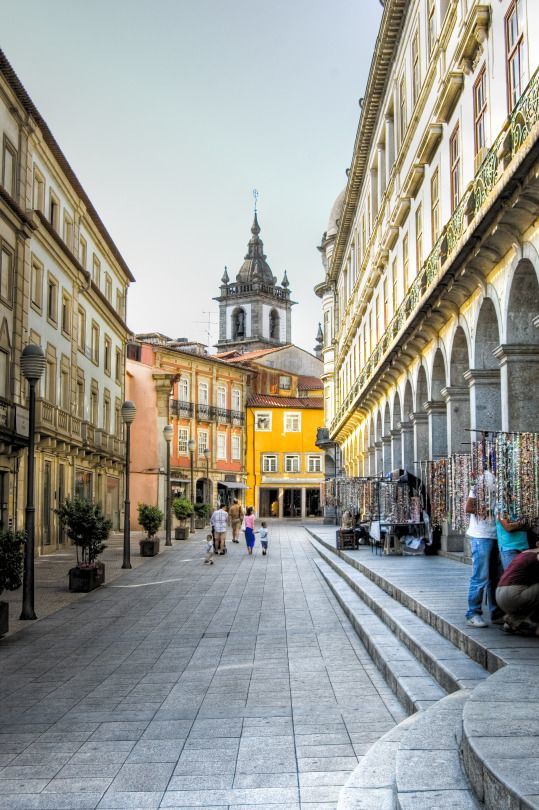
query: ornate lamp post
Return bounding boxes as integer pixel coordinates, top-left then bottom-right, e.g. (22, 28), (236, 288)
(188, 438), (196, 533)
(121, 401), (136, 569)
(203, 446), (210, 504)
(20, 344), (46, 620)
(163, 424), (173, 546)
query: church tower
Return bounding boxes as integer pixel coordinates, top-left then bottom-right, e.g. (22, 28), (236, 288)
(214, 212), (295, 353)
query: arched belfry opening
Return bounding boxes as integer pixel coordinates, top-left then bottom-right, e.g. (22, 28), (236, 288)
(269, 309), (280, 340)
(232, 307), (246, 340)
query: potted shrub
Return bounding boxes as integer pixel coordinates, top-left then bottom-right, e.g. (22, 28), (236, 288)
(0, 529), (25, 637)
(137, 503), (163, 556)
(57, 497), (111, 593)
(173, 497), (194, 539)
(194, 503), (211, 529)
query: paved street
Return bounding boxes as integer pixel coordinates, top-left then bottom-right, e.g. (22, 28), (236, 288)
(0, 522), (405, 809)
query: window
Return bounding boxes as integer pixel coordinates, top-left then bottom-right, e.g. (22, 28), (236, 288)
(0, 245), (12, 303)
(0, 350), (9, 399)
(449, 123), (460, 212)
(411, 29), (420, 106)
(255, 412), (272, 431)
(104, 336), (112, 375)
(474, 66), (487, 157)
(79, 235), (87, 269)
(403, 233), (409, 294)
(2, 138), (16, 198)
(33, 167), (45, 212)
(415, 204), (423, 272)
(217, 385), (226, 409)
(383, 276), (389, 330)
(284, 412), (301, 432)
(262, 454), (278, 473)
(60, 366), (70, 410)
(90, 386), (98, 424)
(49, 192), (60, 231)
(91, 322), (99, 364)
(92, 254), (101, 287)
(78, 307), (86, 352)
(427, 0), (436, 59)
(61, 293), (71, 336)
(178, 427), (189, 454)
(431, 169), (440, 242)
(506, 0), (527, 111)
(232, 434), (241, 460)
(45, 358), (56, 404)
(116, 289), (125, 319)
(198, 430), (209, 455)
(399, 76), (407, 145)
(279, 375), (291, 390)
(103, 394), (111, 433)
(105, 273), (112, 302)
(76, 376), (84, 419)
(47, 275), (58, 324)
(392, 257), (398, 310)
(31, 257), (43, 309)
(179, 377), (189, 402)
(284, 454), (300, 473)
(198, 380), (209, 405)
(115, 349), (122, 383)
(217, 432), (226, 460)
(63, 213), (74, 252)
(231, 388), (241, 411)
(308, 455), (322, 473)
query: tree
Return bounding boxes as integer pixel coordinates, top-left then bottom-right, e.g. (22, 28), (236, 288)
(0, 530), (25, 596)
(56, 498), (111, 567)
(137, 503), (163, 538)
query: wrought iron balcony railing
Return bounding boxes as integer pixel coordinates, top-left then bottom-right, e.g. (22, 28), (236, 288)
(170, 400), (245, 425)
(330, 67), (539, 436)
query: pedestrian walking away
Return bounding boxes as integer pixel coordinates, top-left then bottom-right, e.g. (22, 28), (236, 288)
(210, 504), (228, 555)
(244, 506), (255, 555)
(203, 533), (214, 564)
(228, 498), (244, 543)
(465, 470), (501, 627)
(260, 521), (269, 555)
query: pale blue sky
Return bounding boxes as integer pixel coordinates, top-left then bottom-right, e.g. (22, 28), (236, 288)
(3, 0), (381, 352)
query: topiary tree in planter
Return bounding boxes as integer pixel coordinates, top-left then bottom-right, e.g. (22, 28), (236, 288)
(172, 497), (194, 540)
(56, 497), (111, 592)
(137, 503), (163, 556)
(0, 529), (25, 637)
(194, 502), (211, 529)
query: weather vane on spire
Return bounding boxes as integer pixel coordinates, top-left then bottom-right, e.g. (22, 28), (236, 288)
(252, 188), (259, 213)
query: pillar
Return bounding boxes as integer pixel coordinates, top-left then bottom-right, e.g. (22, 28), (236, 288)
(301, 487), (306, 519)
(370, 167), (378, 221)
(390, 429), (402, 472)
(426, 400), (447, 459)
(368, 444), (376, 476)
(494, 345), (539, 432)
(278, 487), (284, 519)
(375, 440), (383, 475)
(377, 143), (386, 203)
(464, 369), (502, 434)
(385, 115), (395, 179)
(400, 421), (414, 471)
(441, 386), (470, 454)
(382, 435), (392, 474)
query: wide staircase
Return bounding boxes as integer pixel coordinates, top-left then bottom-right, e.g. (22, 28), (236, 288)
(306, 527), (539, 810)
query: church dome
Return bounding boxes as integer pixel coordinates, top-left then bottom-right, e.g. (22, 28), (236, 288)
(326, 187), (346, 238)
(236, 213), (276, 285)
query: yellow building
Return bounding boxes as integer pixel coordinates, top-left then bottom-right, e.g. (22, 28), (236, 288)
(245, 374), (324, 518)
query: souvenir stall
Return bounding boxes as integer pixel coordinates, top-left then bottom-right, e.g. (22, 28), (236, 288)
(369, 477), (427, 556)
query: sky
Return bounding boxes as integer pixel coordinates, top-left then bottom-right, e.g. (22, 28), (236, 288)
(2, 0), (382, 353)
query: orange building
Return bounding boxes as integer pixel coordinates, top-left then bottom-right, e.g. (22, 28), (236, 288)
(126, 333), (248, 529)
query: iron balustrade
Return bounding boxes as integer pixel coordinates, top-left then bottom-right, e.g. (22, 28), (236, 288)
(170, 400), (244, 425)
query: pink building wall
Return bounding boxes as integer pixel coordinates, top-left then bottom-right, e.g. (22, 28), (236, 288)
(126, 359), (159, 530)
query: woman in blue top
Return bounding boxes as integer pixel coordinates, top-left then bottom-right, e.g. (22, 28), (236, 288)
(495, 507), (528, 570)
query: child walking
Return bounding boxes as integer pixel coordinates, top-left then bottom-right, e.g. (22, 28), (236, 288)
(203, 533), (214, 565)
(260, 522), (269, 555)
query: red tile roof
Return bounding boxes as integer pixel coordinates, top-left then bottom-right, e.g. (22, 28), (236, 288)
(297, 375), (322, 390)
(247, 394), (323, 409)
(215, 345), (293, 363)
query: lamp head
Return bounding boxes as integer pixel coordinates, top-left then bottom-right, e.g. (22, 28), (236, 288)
(20, 344), (46, 383)
(121, 400), (136, 425)
(163, 424), (173, 443)
(203, 447), (210, 460)
(188, 438), (196, 453)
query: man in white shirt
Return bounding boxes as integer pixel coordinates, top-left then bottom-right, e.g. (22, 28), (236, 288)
(210, 505), (228, 555)
(465, 471), (498, 628)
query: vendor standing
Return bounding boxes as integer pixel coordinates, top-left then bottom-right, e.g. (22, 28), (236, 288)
(465, 471), (499, 628)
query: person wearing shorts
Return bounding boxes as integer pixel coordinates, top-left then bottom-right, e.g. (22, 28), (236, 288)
(228, 499), (244, 543)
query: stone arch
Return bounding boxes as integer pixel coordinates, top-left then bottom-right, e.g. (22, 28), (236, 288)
(391, 390), (402, 471)
(447, 325), (471, 453)
(381, 401), (391, 473)
(449, 326), (470, 386)
(429, 348), (448, 458)
(269, 308), (280, 341)
(469, 297), (502, 432)
(401, 380), (414, 471)
(415, 365), (428, 411)
(375, 410), (383, 474)
(232, 307), (246, 340)
(413, 365), (429, 465)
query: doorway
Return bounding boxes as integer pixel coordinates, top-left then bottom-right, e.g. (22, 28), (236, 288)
(42, 461), (52, 547)
(306, 488), (322, 517)
(283, 489), (301, 518)
(259, 488), (279, 517)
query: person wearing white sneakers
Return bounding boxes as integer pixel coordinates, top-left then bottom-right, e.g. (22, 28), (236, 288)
(465, 470), (498, 628)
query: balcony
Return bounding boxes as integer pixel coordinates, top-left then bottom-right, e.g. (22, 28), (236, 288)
(170, 400), (245, 426)
(170, 399), (194, 418)
(330, 67), (539, 437)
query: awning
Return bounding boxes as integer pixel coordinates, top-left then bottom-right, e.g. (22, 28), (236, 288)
(217, 481), (249, 490)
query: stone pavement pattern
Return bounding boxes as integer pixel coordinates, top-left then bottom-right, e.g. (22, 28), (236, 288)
(0, 522), (405, 809)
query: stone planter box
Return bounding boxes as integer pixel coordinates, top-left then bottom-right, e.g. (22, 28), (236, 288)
(194, 518), (207, 529)
(139, 538), (160, 557)
(68, 563), (105, 593)
(0, 601), (8, 637)
(175, 525), (190, 540)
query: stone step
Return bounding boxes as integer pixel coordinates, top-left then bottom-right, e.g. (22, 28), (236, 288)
(395, 690), (481, 809)
(310, 535), (488, 695)
(314, 557), (446, 714)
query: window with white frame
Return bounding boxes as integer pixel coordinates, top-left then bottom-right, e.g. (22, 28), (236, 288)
(284, 412), (301, 432)
(31, 257), (43, 310)
(179, 377), (189, 402)
(255, 411), (272, 431)
(231, 388), (241, 411)
(231, 434), (241, 460)
(0, 350), (8, 399)
(307, 455), (322, 473)
(217, 385), (226, 409)
(0, 245), (13, 304)
(198, 380), (209, 405)
(284, 454), (300, 473)
(262, 454), (278, 472)
(279, 375), (291, 390)
(178, 427), (189, 454)
(198, 429), (209, 455)
(217, 432), (226, 460)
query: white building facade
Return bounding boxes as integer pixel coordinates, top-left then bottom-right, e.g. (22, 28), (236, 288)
(316, 0), (539, 549)
(0, 50), (133, 550)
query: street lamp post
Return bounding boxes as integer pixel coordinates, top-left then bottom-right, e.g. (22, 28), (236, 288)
(121, 401), (136, 569)
(163, 424), (173, 546)
(20, 344), (46, 621)
(188, 438), (195, 533)
(203, 446), (210, 504)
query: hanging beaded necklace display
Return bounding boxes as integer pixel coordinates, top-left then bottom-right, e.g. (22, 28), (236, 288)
(449, 453), (472, 533)
(428, 458), (448, 529)
(495, 432), (539, 520)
